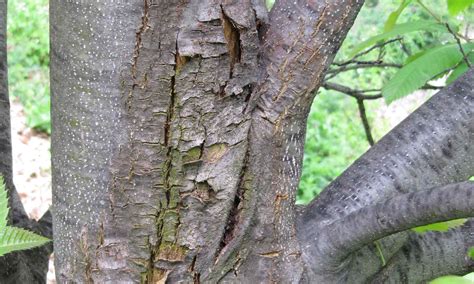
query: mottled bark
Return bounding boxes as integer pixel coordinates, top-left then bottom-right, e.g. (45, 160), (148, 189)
(0, 0), (52, 282)
(297, 69), (474, 282)
(50, 0), (474, 283)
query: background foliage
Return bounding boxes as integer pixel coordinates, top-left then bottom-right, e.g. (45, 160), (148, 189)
(7, 0), (50, 133)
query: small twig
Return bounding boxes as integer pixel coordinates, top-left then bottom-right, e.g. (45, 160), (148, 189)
(351, 37), (403, 61)
(322, 82), (383, 100)
(399, 38), (412, 56)
(465, 23), (471, 40)
(445, 23), (472, 68)
(416, 0), (441, 22)
(357, 98), (375, 146)
(326, 62), (402, 75)
(417, 0), (470, 41)
(421, 84), (443, 90)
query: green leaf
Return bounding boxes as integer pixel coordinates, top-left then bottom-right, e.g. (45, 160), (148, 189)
(430, 275), (474, 284)
(464, 272), (474, 281)
(265, 0), (275, 10)
(382, 43), (474, 103)
(468, 247), (474, 260)
(384, 0), (413, 32)
(349, 21), (448, 58)
(447, 0), (474, 16)
(446, 53), (474, 84)
(0, 176), (8, 230)
(405, 49), (429, 64)
(0, 226), (50, 257)
(412, 219), (468, 233)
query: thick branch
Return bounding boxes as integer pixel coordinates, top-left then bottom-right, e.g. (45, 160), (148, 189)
(298, 68), (474, 279)
(317, 182), (474, 266)
(300, 68), (474, 228)
(249, 0), (365, 121)
(372, 220), (474, 283)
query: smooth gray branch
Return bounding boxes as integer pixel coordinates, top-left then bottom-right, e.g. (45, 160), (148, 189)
(319, 182), (474, 264)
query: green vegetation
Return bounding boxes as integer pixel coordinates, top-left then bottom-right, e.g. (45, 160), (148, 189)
(0, 176), (49, 256)
(7, 0), (50, 133)
(298, 0), (474, 203)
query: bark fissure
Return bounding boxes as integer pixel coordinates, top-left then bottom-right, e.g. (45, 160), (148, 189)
(221, 5), (242, 79)
(132, 0), (150, 79)
(216, 148), (249, 259)
(50, 1), (474, 283)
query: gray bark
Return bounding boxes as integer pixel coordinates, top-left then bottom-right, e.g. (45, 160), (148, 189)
(0, 0), (52, 282)
(50, 0), (474, 283)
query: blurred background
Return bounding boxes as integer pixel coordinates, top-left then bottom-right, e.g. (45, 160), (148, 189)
(6, 0), (472, 282)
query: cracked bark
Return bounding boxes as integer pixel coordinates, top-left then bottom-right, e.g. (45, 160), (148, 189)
(50, 0), (474, 283)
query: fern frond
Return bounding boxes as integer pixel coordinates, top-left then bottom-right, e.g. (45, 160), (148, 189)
(0, 176), (9, 230)
(0, 226), (50, 257)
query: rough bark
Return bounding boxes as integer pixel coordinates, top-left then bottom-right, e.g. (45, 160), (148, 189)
(51, 0), (364, 282)
(50, 0), (474, 283)
(0, 0), (53, 282)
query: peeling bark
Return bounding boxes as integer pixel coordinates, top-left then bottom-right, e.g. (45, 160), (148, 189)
(50, 0), (474, 283)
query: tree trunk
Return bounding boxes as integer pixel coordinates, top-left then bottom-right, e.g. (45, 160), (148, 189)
(0, 0), (52, 282)
(51, 0), (474, 283)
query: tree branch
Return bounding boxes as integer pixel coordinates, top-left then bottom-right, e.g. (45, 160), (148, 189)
(356, 98), (375, 146)
(325, 62), (401, 76)
(298, 68), (474, 278)
(322, 81), (383, 100)
(372, 220), (474, 282)
(445, 23), (472, 68)
(300, 68), (474, 226)
(248, 0), (365, 121)
(316, 182), (474, 266)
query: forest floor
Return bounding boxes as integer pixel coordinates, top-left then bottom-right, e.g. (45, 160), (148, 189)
(10, 98), (55, 283)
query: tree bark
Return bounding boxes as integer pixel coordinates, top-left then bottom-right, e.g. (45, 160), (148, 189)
(50, 0), (474, 283)
(0, 0), (52, 282)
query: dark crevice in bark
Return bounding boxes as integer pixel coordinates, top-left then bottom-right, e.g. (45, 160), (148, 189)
(215, 149), (249, 260)
(189, 255), (200, 284)
(146, 35), (182, 284)
(79, 227), (93, 284)
(221, 5), (241, 79)
(132, 0), (150, 79)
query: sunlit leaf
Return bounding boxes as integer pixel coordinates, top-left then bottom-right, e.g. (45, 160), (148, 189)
(412, 219), (468, 233)
(468, 247), (474, 260)
(446, 53), (474, 84)
(349, 21), (448, 58)
(430, 275), (473, 284)
(266, 0), (275, 10)
(383, 43), (474, 103)
(447, 0), (474, 15)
